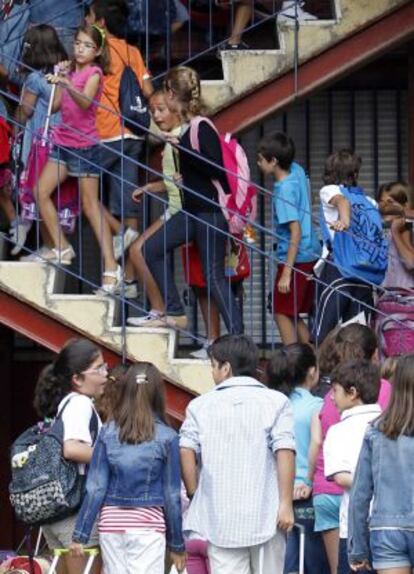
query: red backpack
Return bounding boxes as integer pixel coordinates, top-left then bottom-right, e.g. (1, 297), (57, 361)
(0, 116), (11, 165)
(189, 116), (257, 235)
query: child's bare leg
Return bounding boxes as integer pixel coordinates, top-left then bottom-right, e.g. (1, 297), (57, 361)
(79, 177), (118, 283)
(0, 188), (16, 223)
(196, 287), (220, 341)
(297, 317), (311, 344)
(129, 219), (165, 312)
(275, 313), (298, 345)
(321, 528), (339, 574)
(37, 161), (69, 249)
(228, 1), (252, 45)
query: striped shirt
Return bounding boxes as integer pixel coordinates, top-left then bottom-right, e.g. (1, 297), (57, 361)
(98, 506), (166, 534)
(180, 376), (296, 548)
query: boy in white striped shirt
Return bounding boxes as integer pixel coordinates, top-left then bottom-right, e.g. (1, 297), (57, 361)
(180, 334), (296, 574)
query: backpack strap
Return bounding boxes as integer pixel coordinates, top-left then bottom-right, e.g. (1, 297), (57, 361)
(189, 115), (217, 153)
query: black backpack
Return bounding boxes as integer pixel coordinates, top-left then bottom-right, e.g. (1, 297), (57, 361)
(9, 396), (99, 526)
(119, 62), (150, 137)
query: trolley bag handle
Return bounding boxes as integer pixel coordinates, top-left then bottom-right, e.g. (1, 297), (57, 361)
(294, 523), (306, 574)
(41, 78), (57, 144)
(48, 548), (99, 574)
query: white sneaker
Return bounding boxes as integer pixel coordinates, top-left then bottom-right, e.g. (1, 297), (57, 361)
(118, 280), (138, 299)
(128, 310), (162, 326)
(9, 221), (30, 256)
(190, 340), (213, 360)
(20, 246), (52, 262)
(279, 1), (317, 21)
(113, 227), (139, 261)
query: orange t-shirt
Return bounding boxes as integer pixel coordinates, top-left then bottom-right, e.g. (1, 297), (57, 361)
(96, 37), (150, 141)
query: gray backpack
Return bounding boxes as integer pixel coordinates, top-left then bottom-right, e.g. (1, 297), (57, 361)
(9, 396), (98, 526)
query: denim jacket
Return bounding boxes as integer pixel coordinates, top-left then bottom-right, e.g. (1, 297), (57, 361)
(348, 423), (414, 562)
(72, 418), (184, 551)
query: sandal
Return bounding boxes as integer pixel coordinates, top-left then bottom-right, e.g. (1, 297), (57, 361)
(42, 245), (75, 265)
(96, 265), (122, 296)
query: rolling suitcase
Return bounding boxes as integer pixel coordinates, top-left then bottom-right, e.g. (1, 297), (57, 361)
(48, 548), (99, 574)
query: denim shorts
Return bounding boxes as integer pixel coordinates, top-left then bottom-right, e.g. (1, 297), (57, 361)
(370, 528), (414, 570)
(313, 494), (341, 532)
(49, 144), (101, 177)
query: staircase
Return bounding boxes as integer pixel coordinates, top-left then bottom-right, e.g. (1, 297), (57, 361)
(203, 0), (411, 113)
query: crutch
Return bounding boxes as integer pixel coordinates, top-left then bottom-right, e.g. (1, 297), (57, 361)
(48, 548), (99, 574)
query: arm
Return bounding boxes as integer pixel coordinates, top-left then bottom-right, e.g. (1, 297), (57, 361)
(132, 180), (167, 203)
(185, 121), (227, 180)
(278, 220), (301, 294)
(61, 72), (101, 110)
(162, 435), (185, 554)
(276, 449), (295, 531)
(142, 77), (154, 99)
(63, 440), (93, 464)
(18, 90), (38, 122)
(71, 433), (110, 546)
(180, 447), (198, 498)
(179, 401), (201, 497)
(329, 194), (351, 230)
(308, 412), (322, 483)
(348, 434), (374, 567)
(333, 471), (353, 489)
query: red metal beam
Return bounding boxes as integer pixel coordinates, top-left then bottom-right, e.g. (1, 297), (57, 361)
(215, 1), (414, 134)
(0, 290), (195, 423)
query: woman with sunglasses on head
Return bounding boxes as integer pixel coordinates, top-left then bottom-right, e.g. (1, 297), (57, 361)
(33, 337), (107, 574)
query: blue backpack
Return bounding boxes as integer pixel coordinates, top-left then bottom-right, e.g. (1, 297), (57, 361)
(320, 185), (388, 285)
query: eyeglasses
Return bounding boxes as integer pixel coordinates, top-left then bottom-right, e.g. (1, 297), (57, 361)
(74, 40), (97, 51)
(82, 362), (108, 376)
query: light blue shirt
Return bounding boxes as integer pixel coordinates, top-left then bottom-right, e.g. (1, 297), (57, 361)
(273, 162), (321, 263)
(180, 376), (296, 547)
(290, 387), (323, 485)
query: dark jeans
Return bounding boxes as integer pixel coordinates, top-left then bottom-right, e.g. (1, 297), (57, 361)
(338, 538), (373, 574)
(144, 210), (243, 334)
(284, 499), (330, 574)
(312, 261), (373, 345)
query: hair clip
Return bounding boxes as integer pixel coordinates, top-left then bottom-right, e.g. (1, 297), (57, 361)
(136, 374), (149, 385)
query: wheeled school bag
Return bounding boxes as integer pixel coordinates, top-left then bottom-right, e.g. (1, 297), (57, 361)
(9, 397), (98, 526)
(48, 548), (98, 574)
(376, 290), (414, 357)
(320, 185), (388, 286)
(189, 116), (257, 236)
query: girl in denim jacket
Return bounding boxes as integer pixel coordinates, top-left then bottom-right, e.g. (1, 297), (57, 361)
(69, 362), (186, 574)
(348, 354), (414, 574)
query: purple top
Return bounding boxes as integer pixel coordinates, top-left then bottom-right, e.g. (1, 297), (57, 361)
(313, 378), (392, 496)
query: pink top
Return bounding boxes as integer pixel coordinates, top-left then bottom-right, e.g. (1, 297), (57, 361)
(313, 378), (392, 496)
(53, 65), (103, 148)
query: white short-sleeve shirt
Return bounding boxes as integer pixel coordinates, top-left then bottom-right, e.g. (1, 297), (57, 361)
(324, 403), (381, 539)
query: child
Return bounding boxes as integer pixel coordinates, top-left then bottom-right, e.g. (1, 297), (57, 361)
(180, 334), (295, 573)
(267, 343), (330, 574)
(16, 24), (68, 260)
(324, 359), (381, 574)
(86, 0), (154, 295)
(36, 25), (120, 293)
(348, 354), (414, 573)
(69, 362), (186, 574)
(128, 89), (183, 325)
(33, 338), (105, 574)
(144, 66), (243, 334)
(257, 132), (321, 345)
(378, 181), (414, 290)
(313, 149), (388, 344)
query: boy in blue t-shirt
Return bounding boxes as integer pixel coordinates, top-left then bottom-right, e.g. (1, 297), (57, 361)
(257, 132), (321, 344)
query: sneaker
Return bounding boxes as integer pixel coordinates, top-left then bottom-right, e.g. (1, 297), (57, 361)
(190, 340), (213, 360)
(20, 246), (52, 262)
(217, 41), (249, 58)
(9, 221), (30, 256)
(113, 227), (139, 261)
(42, 245), (76, 266)
(278, 1), (317, 21)
(118, 279), (139, 299)
(130, 313), (188, 330)
(128, 310), (163, 327)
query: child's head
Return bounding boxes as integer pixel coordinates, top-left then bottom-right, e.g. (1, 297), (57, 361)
(111, 362), (166, 444)
(379, 354), (414, 439)
(330, 359), (380, 412)
(163, 66), (207, 120)
(73, 24), (110, 74)
(334, 324), (378, 363)
(150, 89), (181, 132)
(21, 24), (68, 73)
(381, 356), (398, 383)
(266, 343), (318, 396)
(87, 0), (129, 38)
(257, 132), (295, 175)
(323, 149), (361, 187)
(207, 335), (258, 384)
(378, 181), (409, 207)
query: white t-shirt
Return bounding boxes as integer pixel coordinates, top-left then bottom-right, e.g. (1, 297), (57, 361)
(324, 403), (381, 539)
(57, 392), (102, 474)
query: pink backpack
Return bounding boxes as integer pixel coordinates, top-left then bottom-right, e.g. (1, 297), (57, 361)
(189, 116), (257, 235)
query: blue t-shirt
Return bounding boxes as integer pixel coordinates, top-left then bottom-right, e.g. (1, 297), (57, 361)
(273, 162), (321, 263)
(29, 0), (88, 30)
(290, 387), (323, 485)
(21, 72), (60, 166)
